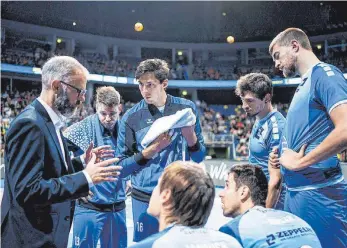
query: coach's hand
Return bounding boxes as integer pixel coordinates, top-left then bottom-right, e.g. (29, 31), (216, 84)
(279, 144), (308, 171)
(84, 142), (115, 164)
(269, 147), (280, 169)
(142, 132), (172, 159)
(181, 125), (198, 147)
(84, 153), (122, 184)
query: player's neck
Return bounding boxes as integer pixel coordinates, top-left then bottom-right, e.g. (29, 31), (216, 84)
(239, 200), (256, 215)
(153, 93), (168, 108)
(297, 51), (321, 77)
(256, 104), (273, 120)
(158, 213), (172, 231)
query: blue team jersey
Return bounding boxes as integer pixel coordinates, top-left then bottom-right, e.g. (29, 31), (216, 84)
(280, 63), (347, 190)
(249, 110), (286, 179)
(130, 224), (242, 248)
(116, 95), (206, 194)
(219, 206), (322, 248)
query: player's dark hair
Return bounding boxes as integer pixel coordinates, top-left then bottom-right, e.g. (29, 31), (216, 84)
(160, 161), (215, 227)
(229, 164), (268, 207)
(135, 58), (170, 83)
(235, 73), (273, 100)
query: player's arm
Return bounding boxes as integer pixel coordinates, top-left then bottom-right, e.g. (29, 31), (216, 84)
(280, 68), (347, 170)
(266, 148), (282, 208)
(182, 105), (206, 163)
(265, 117), (284, 208)
(115, 118), (146, 177)
(116, 117), (171, 177)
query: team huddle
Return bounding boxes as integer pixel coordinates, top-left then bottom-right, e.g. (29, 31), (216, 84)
(1, 28), (346, 248)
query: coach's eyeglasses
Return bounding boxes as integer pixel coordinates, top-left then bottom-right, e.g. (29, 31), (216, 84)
(60, 81), (87, 98)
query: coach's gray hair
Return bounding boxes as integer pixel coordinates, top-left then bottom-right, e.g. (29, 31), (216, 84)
(41, 56), (89, 90)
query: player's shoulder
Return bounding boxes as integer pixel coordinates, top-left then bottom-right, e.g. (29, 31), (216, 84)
(243, 206), (267, 218)
(312, 62), (345, 79)
(170, 94), (196, 109)
(220, 214), (243, 233)
(249, 207), (304, 225)
(268, 111), (286, 126)
(130, 228), (172, 248)
(262, 111), (285, 137)
(209, 229), (243, 248)
(121, 99), (147, 121)
(66, 114), (94, 131)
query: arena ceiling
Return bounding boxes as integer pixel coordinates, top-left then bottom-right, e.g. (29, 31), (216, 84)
(2, 1), (347, 43)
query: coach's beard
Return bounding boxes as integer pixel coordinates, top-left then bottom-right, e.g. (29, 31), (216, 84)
(54, 89), (78, 118)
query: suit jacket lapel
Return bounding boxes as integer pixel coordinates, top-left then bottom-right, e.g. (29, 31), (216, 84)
(32, 99), (69, 174)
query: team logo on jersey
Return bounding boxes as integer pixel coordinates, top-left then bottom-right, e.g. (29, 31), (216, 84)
(255, 126), (264, 140)
(266, 227), (314, 246)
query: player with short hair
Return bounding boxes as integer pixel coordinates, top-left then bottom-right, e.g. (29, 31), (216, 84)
(116, 58), (206, 241)
(64, 86), (127, 248)
(235, 73), (286, 209)
(269, 27), (347, 247)
(130, 161), (242, 248)
(219, 164), (322, 248)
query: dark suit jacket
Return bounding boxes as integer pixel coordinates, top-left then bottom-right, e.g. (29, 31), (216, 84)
(1, 99), (89, 248)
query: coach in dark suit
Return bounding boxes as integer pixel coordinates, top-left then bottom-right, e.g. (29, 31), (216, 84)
(1, 56), (122, 248)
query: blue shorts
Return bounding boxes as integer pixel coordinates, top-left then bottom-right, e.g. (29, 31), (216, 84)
(131, 197), (159, 242)
(285, 181), (347, 248)
(72, 205), (127, 248)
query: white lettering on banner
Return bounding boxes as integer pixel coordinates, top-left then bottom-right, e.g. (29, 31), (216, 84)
(208, 162), (228, 180)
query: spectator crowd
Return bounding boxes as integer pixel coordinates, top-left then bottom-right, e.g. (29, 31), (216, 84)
(3, 38), (346, 82)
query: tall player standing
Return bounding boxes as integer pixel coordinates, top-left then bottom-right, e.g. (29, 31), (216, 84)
(269, 27), (347, 247)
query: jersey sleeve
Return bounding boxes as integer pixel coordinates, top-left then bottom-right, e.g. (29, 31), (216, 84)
(313, 64), (347, 114)
(265, 115), (286, 151)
